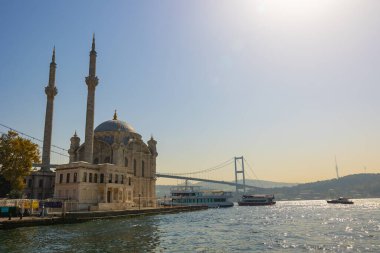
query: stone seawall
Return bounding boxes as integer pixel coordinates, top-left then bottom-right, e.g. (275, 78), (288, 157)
(0, 206), (207, 230)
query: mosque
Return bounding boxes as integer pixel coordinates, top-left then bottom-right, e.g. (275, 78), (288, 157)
(24, 36), (158, 211)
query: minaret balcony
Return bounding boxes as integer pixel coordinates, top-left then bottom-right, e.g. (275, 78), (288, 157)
(45, 86), (58, 97)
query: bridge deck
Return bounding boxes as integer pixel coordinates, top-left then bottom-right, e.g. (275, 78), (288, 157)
(32, 164), (256, 190)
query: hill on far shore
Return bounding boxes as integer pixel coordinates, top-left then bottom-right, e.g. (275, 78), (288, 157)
(156, 178), (297, 197)
(157, 173), (380, 200)
(251, 173), (380, 200)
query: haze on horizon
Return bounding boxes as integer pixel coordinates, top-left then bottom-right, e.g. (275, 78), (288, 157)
(0, 0), (379, 185)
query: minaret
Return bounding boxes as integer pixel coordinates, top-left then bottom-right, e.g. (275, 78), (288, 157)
(41, 47), (58, 172)
(84, 34), (99, 163)
(68, 131), (80, 163)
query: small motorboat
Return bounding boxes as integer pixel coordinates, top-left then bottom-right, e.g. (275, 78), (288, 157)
(327, 197), (354, 204)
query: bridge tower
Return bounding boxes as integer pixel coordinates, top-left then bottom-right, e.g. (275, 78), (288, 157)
(234, 156), (246, 194)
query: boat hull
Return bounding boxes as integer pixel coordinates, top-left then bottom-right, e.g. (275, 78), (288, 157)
(164, 202), (234, 208)
(327, 200), (353, 204)
(238, 201), (276, 206)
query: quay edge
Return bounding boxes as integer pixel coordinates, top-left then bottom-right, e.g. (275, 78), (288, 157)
(0, 206), (208, 230)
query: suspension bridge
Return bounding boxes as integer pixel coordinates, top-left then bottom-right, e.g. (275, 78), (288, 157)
(1, 123), (260, 193)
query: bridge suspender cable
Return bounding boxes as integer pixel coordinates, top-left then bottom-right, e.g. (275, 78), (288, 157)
(243, 157), (259, 180)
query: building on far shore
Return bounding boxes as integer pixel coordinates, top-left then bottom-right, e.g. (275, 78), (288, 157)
(25, 35), (158, 211)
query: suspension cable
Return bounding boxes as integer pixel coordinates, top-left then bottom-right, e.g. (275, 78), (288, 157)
(0, 129), (69, 158)
(0, 122), (68, 152)
(243, 157), (259, 180)
(163, 158), (234, 176)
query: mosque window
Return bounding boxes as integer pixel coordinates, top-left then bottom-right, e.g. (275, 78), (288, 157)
(83, 172), (87, 182)
(142, 161), (145, 177)
(59, 174), (63, 183)
(104, 157), (110, 163)
(100, 174), (104, 183)
(66, 173), (70, 183)
(133, 159), (137, 176)
(109, 174), (112, 183)
(125, 158), (128, 167)
(74, 173), (77, 183)
(94, 158), (99, 164)
(89, 173), (93, 183)
(94, 174), (98, 183)
(115, 174), (119, 184)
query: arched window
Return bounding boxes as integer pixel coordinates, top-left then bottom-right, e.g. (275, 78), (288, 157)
(94, 174), (98, 183)
(142, 161), (145, 177)
(125, 158), (128, 167)
(115, 174), (119, 184)
(100, 174), (104, 183)
(133, 159), (137, 176)
(128, 177), (131, 186)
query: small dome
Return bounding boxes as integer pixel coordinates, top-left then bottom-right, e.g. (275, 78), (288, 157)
(94, 119), (136, 133)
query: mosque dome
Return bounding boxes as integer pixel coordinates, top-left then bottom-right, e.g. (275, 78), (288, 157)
(94, 111), (136, 133)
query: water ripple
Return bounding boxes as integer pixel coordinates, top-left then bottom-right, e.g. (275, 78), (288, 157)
(0, 199), (380, 252)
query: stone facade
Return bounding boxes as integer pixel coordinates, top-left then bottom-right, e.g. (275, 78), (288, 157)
(62, 114), (158, 210)
(55, 162), (134, 211)
(24, 171), (55, 199)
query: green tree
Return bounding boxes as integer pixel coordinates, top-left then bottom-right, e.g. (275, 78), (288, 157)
(0, 131), (40, 195)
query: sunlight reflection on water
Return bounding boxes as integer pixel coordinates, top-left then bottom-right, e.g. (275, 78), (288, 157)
(0, 199), (379, 252)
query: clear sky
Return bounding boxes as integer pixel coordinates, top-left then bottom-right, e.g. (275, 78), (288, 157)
(0, 0), (379, 184)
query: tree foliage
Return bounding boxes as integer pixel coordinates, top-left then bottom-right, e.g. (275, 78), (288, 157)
(0, 131), (40, 193)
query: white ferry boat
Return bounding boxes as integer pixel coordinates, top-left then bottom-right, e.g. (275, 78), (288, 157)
(238, 194), (276, 206)
(166, 185), (234, 208)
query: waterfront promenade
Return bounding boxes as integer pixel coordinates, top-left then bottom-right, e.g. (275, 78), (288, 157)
(0, 205), (207, 230)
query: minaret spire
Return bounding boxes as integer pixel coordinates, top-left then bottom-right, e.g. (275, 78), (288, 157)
(48, 47), (57, 87)
(88, 33), (97, 77)
(84, 35), (99, 163)
(52, 46), (55, 63)
(42, 47), (58, 171)
(92, 33), (95, 51)
(113, 110), (117, 120)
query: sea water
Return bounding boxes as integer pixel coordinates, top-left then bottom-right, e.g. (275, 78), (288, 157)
(0, 199), (379, 252)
